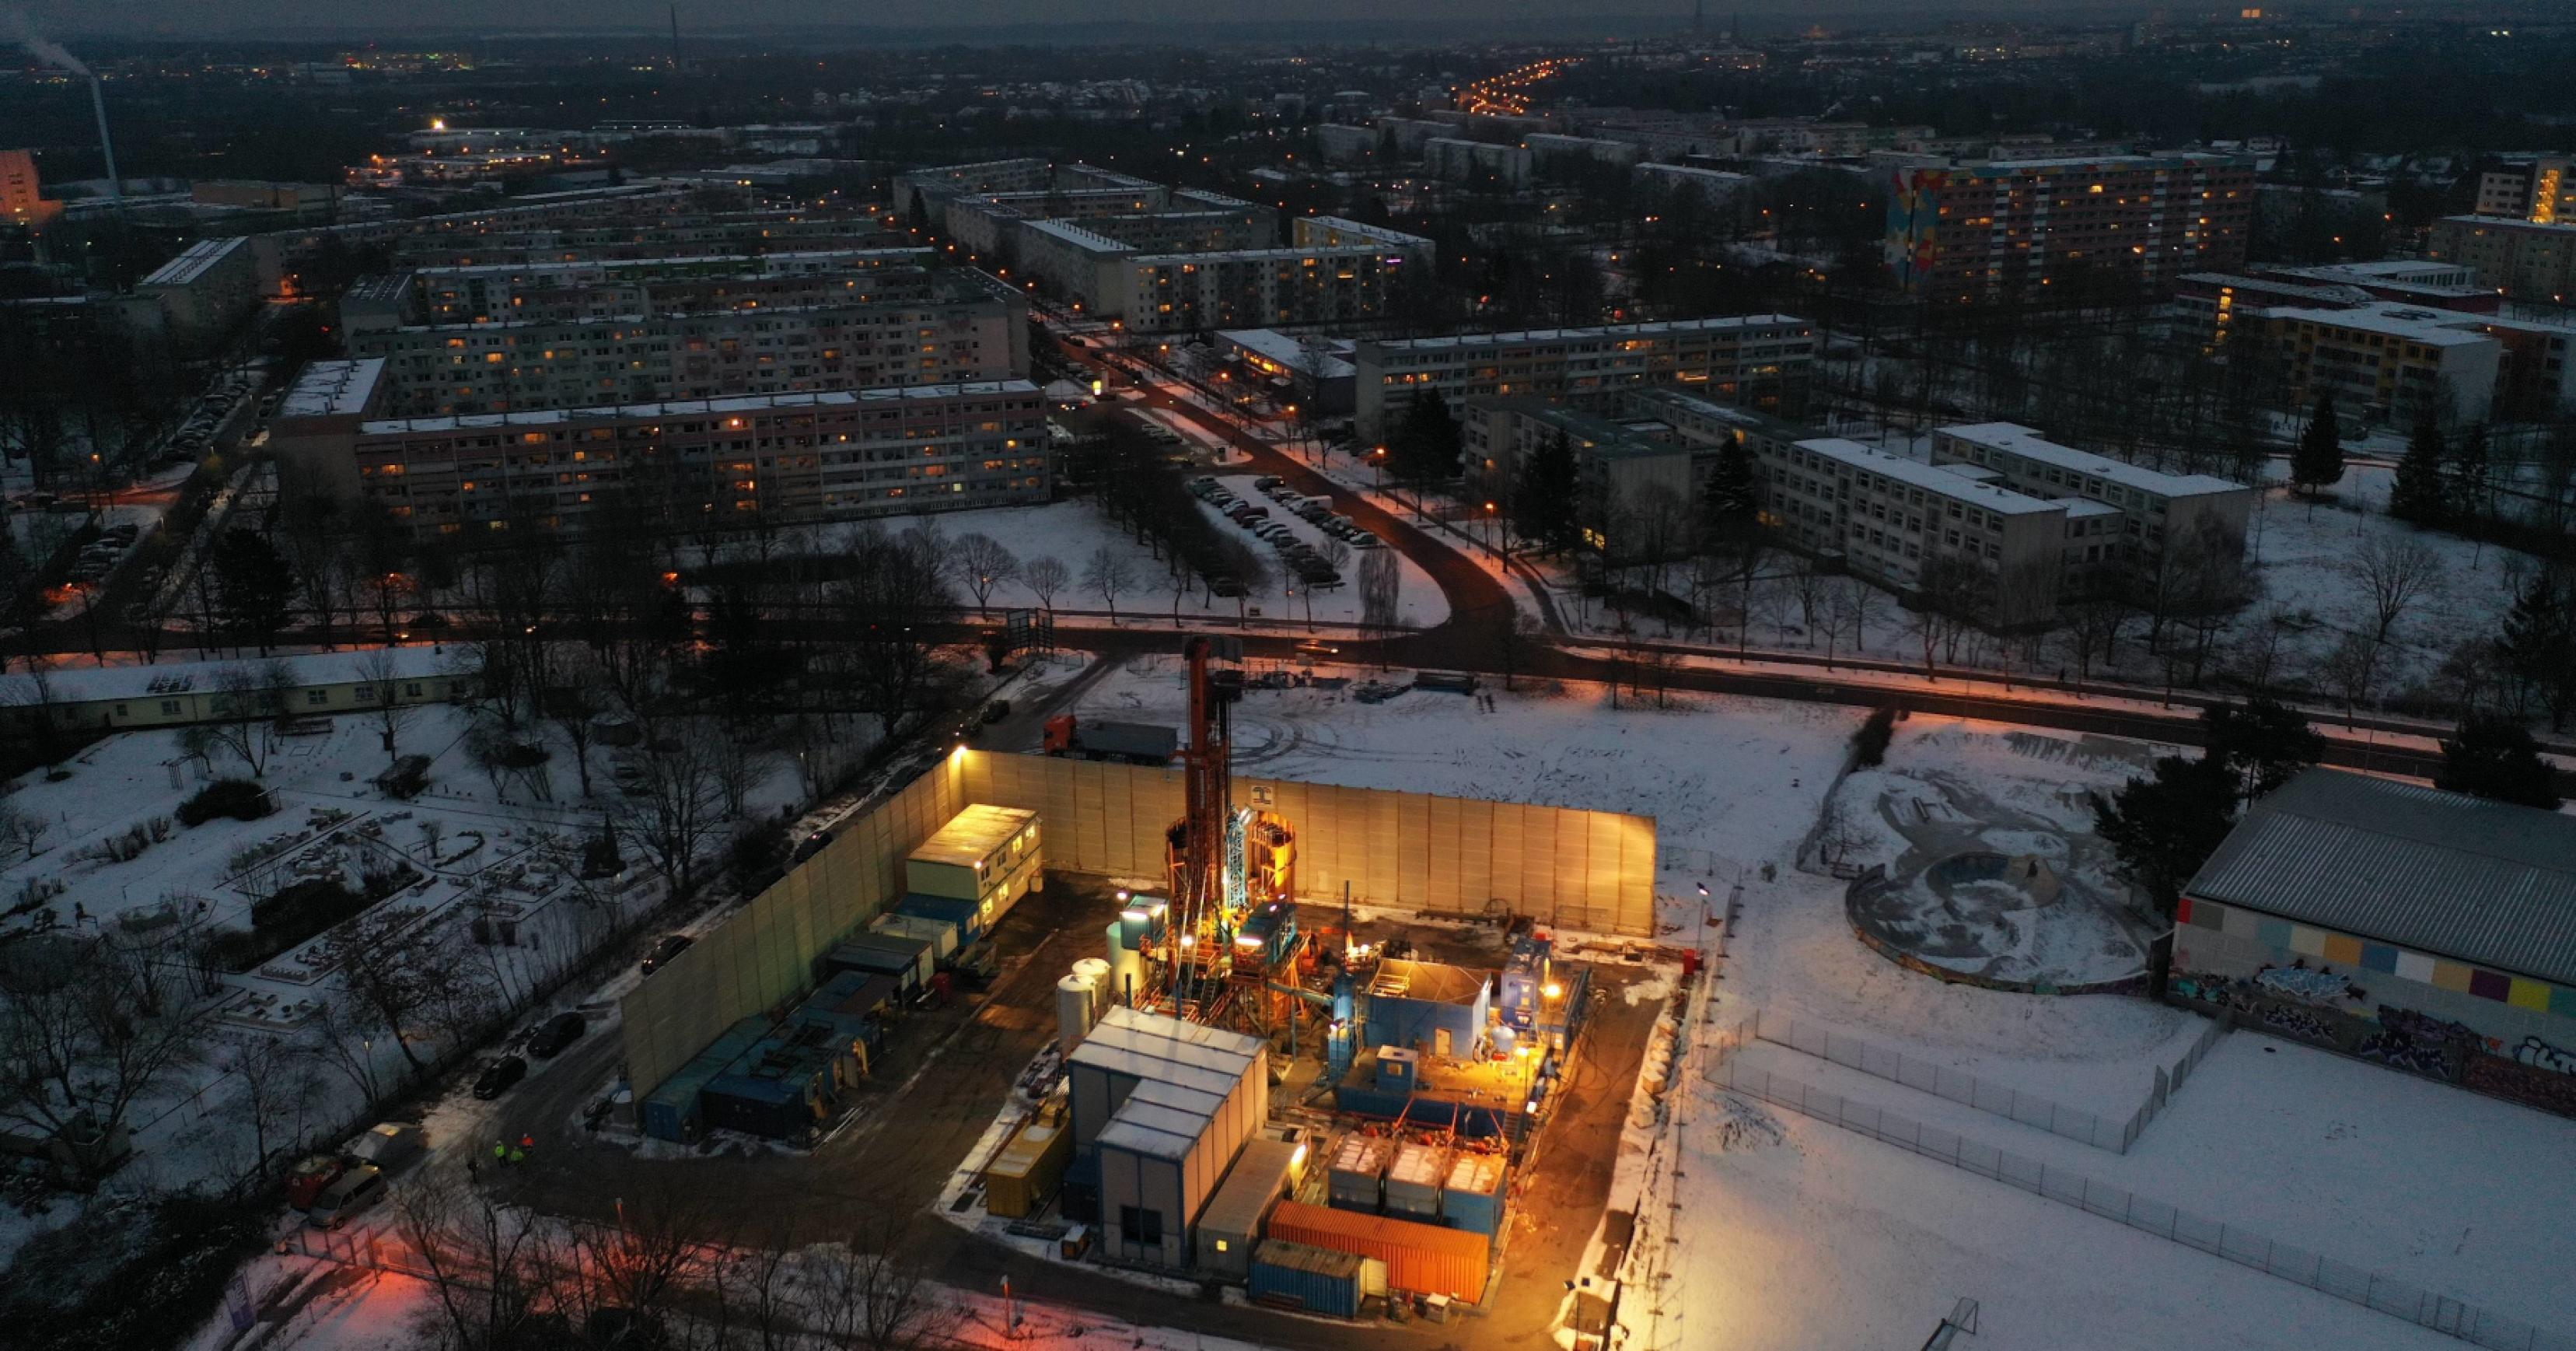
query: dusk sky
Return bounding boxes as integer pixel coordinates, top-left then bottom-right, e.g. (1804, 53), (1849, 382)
(22, 0), (2000, 38)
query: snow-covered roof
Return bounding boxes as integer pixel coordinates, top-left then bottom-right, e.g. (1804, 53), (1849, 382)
(1794, 438), (2063, 516)
(1361, 313), (1810, 353)
(138, 236), (248, 289)
(275, 359), (386, 420)
(0, 646), (462, 706)
(1936, 423), (2245, 499)
(2255, 303), (2497, 347)
(2186, 768), (2576, 988)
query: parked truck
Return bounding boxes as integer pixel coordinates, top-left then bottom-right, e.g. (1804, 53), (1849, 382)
(1042, 715), (1179, 765)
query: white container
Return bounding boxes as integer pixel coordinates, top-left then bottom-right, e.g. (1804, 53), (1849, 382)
(1057, 974), (1098, 1050)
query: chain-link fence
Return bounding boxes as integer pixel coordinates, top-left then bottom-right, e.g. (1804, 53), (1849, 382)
(1703, 1022), (2574, 1351)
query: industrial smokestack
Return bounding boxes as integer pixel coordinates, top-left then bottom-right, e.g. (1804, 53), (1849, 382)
(87, 76), (119, 202)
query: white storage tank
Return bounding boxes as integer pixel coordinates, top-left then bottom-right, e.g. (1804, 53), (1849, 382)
(1057, 973), (1099, 1050)
(1105, 943), (1143, 1010)
(1073, 957), (1114, 1017)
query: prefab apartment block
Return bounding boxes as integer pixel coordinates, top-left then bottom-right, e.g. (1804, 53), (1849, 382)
(905, 804), (1042, 934)
(1066, 1006), (1270, 1269)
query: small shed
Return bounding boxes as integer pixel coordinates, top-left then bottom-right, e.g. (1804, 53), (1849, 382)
(1367, 960), (1494, 1060)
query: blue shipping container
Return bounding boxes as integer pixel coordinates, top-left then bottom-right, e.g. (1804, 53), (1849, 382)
(896, 893), (980, 943)
(639, 1017), (771, 1143)
(1249, 1239), (1372, 1318)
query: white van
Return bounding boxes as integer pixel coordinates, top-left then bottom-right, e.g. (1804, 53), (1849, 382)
(306, 1164), (386, 1228)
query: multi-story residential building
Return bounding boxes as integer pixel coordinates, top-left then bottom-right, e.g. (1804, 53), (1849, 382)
(390, 215), (908, 269)
(1524, 134), (1644, 170)
(407, 247), (934, 323)
(320, 380), (1047, 534)
(893, 159), (1162, 230)
(1929, 422), (2255, 569)
(115, 236), (264, 349)
(1353, 314), (1814, 439)
(1422, 138), (1534, 187)
(1632, 162), (1753, 205)
(350, 271), (1027, 417)
(1459, 398), (1695, 562)
(1757, 435), (2072, 625)
(2249, 303), (2504, 425)
(1886, 152), (2256, 299)
(1020, 214), (1430, 333)
(1315, 124), (1381, 164)
(2472, 156), (2574, 223)
(2, 149), (61, 229)
(2428, 215), (2576, 303)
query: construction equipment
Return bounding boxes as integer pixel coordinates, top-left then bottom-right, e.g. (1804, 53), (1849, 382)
(1162, 636), (1302, 1032)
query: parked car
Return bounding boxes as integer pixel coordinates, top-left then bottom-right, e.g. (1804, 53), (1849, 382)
(306, 1164), (386, 1228)
(472, 1055), (528, 1100)
(529, 1012), (586, 1059)
(641, 933), (694, 974)
(347, 1122), (426, 1171)
(283, 1155), (351, 1210)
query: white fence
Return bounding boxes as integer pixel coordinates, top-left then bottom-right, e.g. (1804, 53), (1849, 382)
(1746, 1008), (2228, 1153)
(1704, 1017), (2574, 1351)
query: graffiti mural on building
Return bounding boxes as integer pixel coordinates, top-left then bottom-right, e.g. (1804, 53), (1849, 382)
(2256, 964), (2361, 1006)
(2355, 1005), (2463, 1080)
(2513, 1035), (2576, 1077)
(2464, 1052), (2576, 1118)
(2254, 1002), (2334, 1045)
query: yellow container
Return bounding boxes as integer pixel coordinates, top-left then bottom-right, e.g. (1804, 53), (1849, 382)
(983, 1119), (1072, 1219)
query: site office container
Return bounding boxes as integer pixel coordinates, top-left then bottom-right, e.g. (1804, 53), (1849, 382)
(1249, 1239), (1387, 1318)
(1192, 1136), (1303, 1280)
(640, 1017), (771, 1143)
(820, 932), (933, 992)
(905, 804), (1042, 931)
(1267, 1200), (1490, 1304)
(984, 1118), (1074, 1219)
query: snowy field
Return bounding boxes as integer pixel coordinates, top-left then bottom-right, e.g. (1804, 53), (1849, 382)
(814, 492), (1448, 631)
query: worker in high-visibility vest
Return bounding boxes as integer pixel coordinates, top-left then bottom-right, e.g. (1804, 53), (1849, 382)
(492, 1142), (509, 1167)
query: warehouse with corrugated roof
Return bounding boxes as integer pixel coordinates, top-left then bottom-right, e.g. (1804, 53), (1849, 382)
(2173, 768), (2576, 1116)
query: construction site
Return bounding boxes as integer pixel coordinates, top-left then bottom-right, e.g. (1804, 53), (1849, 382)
(582, 638), (1671, 1327)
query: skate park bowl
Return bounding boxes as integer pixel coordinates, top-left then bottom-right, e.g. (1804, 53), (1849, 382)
(1847, 849), (2150, 995)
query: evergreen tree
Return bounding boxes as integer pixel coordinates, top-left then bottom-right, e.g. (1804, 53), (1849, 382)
(2201, 695), (2325, 801)
(1512, 429), (1581, 555)
(1701, 437), (1760, 551)
(210, 528), (296, 654)
(2499, 569), (2576, 732)
(2092, 754), (2239, 996)
(1388, 391), (1461, 488)
(907, 187), (930, 235)
(2389, 411), (2448, 525)
(2289, 391), (2345, 499)
(2445, 420), (2492, 527)
(2436, 715), (2563, 810)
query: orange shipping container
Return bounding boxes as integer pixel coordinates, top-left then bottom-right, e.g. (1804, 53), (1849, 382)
(1265, 1199), (1489, 1303)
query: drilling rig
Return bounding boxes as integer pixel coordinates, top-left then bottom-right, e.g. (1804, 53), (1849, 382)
(1162, 636), (1299, 1031)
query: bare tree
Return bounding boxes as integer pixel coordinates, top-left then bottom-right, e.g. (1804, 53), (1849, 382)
(2319, 630), (2383, 728)
(0, 929), (215, 1179)
(355, 646), (417, 761)
(540, 645), (607, 799)
(341, 909), (491, 1081)
(390, 1171), (575, 1351)
(177, 660), (297, 776)
(952, 533), (1020, 618)
(617, 719), (732, 901)
(223, 1032), (321, 1188)
(1359, 546), (1400, 636)
(2347, 535), (2441, 652)
(1021, 555), (1071, 618)
(1082, 544), (1140, 621)
(798, 1207), (963, 1351)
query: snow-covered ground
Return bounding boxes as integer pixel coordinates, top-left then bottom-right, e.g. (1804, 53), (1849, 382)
(812, 492), (1447, 632)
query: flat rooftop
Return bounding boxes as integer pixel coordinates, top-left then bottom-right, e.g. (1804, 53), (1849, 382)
(275, 359), (387, 420)
(1362, 313), (1811, 352)
(357, 379), (1038, 435)
(1937, 422), (2247, 499)
(2256, 303), (2498, 347)
(1795, 437), (2064, 516)
(139, 236), (248, 289)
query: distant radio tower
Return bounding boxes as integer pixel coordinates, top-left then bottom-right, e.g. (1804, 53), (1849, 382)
(669, 4), (683, 72)
(1693, 0), (1705, 33)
